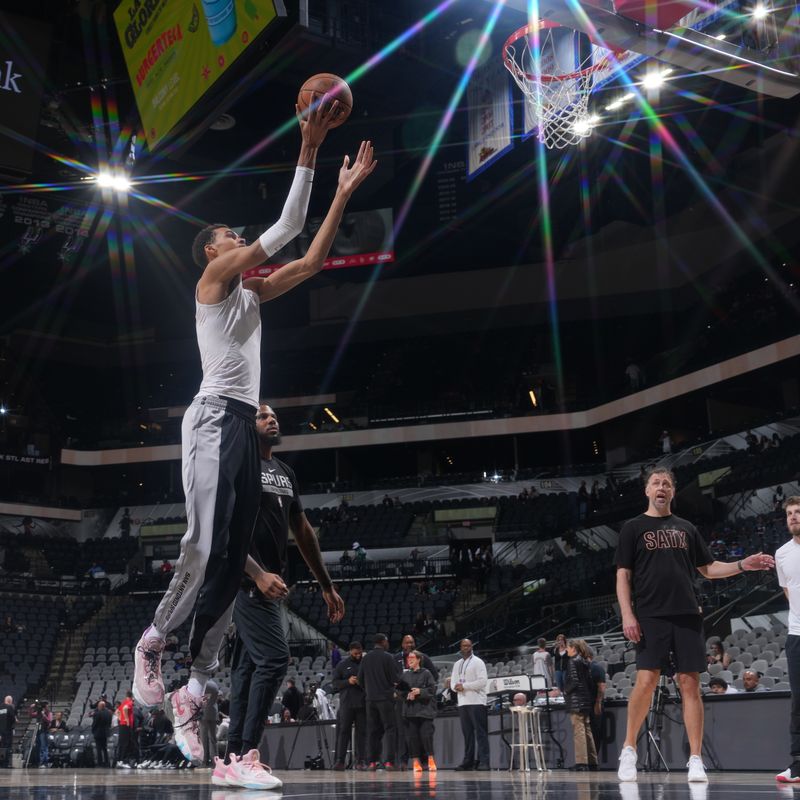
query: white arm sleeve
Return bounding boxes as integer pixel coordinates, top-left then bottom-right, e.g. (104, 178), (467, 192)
(258, 166), (314, 258)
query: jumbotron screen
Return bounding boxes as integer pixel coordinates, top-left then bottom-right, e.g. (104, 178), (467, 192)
(113, 0), (284, 150)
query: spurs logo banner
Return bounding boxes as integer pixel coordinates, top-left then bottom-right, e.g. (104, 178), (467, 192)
(0, 12), (52, 180)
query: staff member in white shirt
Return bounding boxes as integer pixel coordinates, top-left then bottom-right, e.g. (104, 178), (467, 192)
(448, 639), (490, 770)
(776, 496), (800, 783)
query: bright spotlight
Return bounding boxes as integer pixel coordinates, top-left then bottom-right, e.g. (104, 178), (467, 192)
(715, 33), (727, 40)
(573, 114), (600, 135)
(111, 175), (131, 192)
(641, 68), (672, 89)
(605, 93), (635, 111)
(752, 4), (769, 18)
(95, 171), (131, 192)
(0, 405), (7, 415)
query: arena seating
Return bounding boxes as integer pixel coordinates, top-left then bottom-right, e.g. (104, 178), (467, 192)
(288, 580), (456, 653)
(0, 594), (85, 701)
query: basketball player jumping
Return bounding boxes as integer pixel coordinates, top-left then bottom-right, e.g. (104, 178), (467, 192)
(133, 98), (375, 764)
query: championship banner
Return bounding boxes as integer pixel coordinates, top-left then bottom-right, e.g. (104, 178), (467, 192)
(0, 194), (92, 263)
(466, 58), (513, 180)
(113, 0), (282, 150)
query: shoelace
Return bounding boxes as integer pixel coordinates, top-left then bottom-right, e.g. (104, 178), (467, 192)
(137, 643), (162, 685)
(242, 757), (273, 774)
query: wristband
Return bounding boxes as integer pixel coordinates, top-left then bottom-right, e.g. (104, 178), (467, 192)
(738, 559), (745, 573)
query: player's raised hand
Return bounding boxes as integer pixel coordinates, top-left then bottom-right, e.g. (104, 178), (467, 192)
(296, 92), (341, 147)
(337, 140), (377, 195)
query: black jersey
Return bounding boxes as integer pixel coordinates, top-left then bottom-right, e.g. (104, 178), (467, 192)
(247, 456), (303, 580)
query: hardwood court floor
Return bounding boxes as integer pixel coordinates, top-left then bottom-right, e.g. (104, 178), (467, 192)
(0, 766), (792, 799)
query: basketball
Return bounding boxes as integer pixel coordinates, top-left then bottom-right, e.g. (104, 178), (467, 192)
(297, 73), (353, 128)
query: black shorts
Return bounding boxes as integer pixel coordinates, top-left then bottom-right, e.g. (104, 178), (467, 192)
(636, 615), (706, 673)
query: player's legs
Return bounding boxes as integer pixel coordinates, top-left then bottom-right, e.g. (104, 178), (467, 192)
(670, 614), (707, 757)
(227, 624), (255, 758)
(621, 668), (660, 748)
(136, 398), (259, 708)
(228, 588), (289, 754)
(676, 672), (703, 754)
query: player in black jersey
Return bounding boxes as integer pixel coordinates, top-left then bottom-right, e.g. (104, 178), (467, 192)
(226, 403), (344, 760)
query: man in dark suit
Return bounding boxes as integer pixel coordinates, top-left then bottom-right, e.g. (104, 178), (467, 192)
(0, 696), (16, 768)
(331, 641), (366, 770)
(358, 633), (401, 769)
(91, 700), (113, 768)
(393, 634), (439, 769)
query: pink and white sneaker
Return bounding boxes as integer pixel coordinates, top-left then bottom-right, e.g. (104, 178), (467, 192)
(132, 627), (165, 706)
(212, 756), (234, 786)
(225, 749), (283, 790)
(169, 685), (205, 765)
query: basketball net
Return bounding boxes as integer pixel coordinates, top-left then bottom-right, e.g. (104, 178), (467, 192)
(503, 21), (623, 150)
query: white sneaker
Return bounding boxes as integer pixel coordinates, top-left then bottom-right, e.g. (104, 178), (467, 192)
(687, 755), (708, 782)
(618, 746), (638, 782)
(225, 749), (283, 790)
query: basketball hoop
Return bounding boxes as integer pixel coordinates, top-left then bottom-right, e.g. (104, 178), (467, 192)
(503, 21), (625, 150)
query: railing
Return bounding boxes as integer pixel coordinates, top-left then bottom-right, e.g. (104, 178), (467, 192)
(322, 557), (455, 583)
(0, 575), (108, 596)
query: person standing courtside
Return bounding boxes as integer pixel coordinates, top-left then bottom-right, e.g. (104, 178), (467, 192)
(331, 641), (367, 770)
(616, 467), (774, 783)
(450, 639), (490, 770)
(212, 404), (344, 790)
(775, 496), (800, 782)
(0, 696), (16, 768)
(359, 633), (401, 770)
(91, 700), (112, 768)
(132, 98), (373, 765)
(393, 634), (439, 769)
(402, 650), (438, 772)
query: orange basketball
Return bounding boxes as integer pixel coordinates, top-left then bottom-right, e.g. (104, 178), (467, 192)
(297, 73), (353, 128)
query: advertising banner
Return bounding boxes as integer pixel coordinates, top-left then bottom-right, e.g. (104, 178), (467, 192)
(113, 0), (281, 149)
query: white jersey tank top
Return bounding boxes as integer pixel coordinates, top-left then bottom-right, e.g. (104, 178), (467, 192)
(195, 281), (261, 408)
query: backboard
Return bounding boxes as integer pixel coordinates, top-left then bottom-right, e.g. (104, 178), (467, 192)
(496, 0), (800, 99)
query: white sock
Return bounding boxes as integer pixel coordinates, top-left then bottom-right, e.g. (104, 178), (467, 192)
(147, 624), (165, 641)
(187, 677), (206, 698)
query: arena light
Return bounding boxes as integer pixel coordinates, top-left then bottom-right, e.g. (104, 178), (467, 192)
(605, 92), (635, 111)
(528, 389), (538, 408)
(0, 405), (6, 415)
(95, 171), (132, 192)
(573, 114), (600, 136)
(752, 4), (769, 18)
(324, 407), (340, 424)
(641, 68), (673, 90)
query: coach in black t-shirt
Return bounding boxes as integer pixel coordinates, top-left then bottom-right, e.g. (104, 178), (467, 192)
(615, 467), (774, 784)
(226, 403), (345, 759)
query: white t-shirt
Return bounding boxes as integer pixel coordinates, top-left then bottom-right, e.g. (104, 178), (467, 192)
(776, 537), (800, 635)
(195, 280), (261, 408)
(452, 654), (488, 706)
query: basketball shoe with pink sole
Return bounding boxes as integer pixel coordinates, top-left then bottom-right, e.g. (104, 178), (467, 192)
(169, 685), (205, 765)
(224, 749), (283, 790)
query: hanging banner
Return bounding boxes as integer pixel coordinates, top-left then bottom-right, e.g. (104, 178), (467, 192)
(0, 12), (52, 180)
(113, 0), (283, 150)
(466, 58), (513, 180)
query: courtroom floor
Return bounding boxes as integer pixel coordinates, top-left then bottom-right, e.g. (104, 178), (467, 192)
(0, 767), (794, 800)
